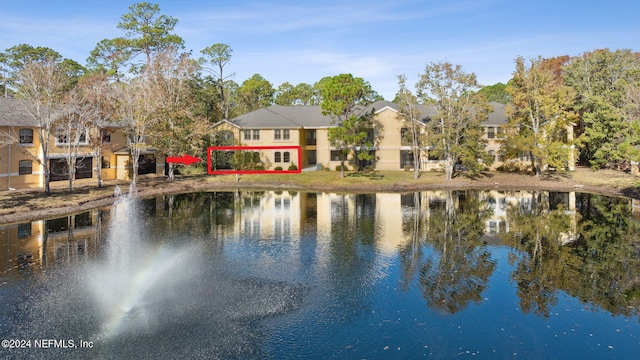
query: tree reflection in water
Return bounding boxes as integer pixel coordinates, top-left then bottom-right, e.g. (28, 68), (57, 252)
(402, 190), (496, 314)
(400, 190), (640, 319)
(503, 191), (573, 317)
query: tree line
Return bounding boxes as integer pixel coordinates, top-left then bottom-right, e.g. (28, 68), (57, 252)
(0, 2), (380, 193)
(396, 49), (640, 179)
(1, 2), (639, 193)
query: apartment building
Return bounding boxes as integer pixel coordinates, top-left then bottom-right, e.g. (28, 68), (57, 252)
(0, 97), (164, 190)
(213, 100), (574, 172)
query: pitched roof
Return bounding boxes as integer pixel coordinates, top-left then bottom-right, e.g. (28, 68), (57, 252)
(0, 97), (38, 127)
(483, 102), (507, 126)
(229, 105), (335, 128)
(227, 100), (508, 129)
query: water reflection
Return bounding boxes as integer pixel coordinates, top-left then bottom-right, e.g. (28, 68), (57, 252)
(408, 191), (497, 314)
(2, 189), (640, 358)
(2, 189), (638, 321)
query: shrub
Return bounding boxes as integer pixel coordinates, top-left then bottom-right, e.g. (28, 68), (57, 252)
(179, 164), (206, 176)
(335, 164), (348, 171)
(274, 166), (283, 171)
(288, 163), (298, 170)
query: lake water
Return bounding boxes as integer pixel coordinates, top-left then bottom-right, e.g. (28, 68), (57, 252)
(1, 190), (639, 359)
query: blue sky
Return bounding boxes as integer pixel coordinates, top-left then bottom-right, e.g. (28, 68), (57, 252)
(1, 0), (638, 100)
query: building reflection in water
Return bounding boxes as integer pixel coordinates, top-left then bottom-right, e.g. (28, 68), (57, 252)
(0, 189), (624, 272)
(0, 208), (108, 274)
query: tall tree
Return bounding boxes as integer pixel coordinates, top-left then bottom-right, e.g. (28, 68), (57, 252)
(15, 55), (70, 194)
(147, 48), (207, 181)
(237, 74), (274, 113)
(72, 72), (115, 188)
(503, 56), (576, 176)
(275, 82), (316, 106)
(321, 74), (376, 178)
(200, 43), (233, 119)
(476, 82), (510, 104)
(2, 44), (63, 93)
(415, 61), (491, 180)
(396, 74), (425, 179)
(625, 84), (640, 166)
(563, 49), (640, 169)
(112, 72), (160, 187)
(87, 2), (184, 75)
(0, 51), (11, 97)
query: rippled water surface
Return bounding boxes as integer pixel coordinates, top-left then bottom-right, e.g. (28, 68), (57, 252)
(1, 190), (639, 359)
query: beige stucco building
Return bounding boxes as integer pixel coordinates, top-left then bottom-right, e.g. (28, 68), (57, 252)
(212, 100), (575, 173)
(0, 97), (164, 190)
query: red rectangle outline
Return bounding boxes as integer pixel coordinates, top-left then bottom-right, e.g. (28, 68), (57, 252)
(207, 145), (302, 174)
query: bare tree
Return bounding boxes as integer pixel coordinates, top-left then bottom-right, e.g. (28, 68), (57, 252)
(15, 56), (68, 194)
(73, 73), (115, 188)
(416, 62), (491, 181)
(113, 73), (159, 188)
(147, 48), (205, 181)
(200, 43), (234, 119)
(54, 103), (89, 193)
(397, 74), (425, 179)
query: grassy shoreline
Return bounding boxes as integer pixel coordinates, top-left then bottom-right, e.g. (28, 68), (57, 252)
(1, 167), (639, 225)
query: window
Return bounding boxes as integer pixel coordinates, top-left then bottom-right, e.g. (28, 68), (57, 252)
(283, 152), (290, 163)
(243, 130), (251, 141)
(56, 129), (87, 145)
(252, 130), (260, 140)
(19, 129), (33, 144)
(487, 127), (495, 139)
(274, 152), (282, 163)
(138, 154), (156, 175)
(19, 160), (32, 175)
(306, 130), (316, 145)
(330, 150), (342, 161)
(56, 133), (68, 144)
(274, 129), (281, 140)
(78, 160), (90, 179)
(283, 129), (290, 140)
(102, 130), (111, 143)
(101, 156), (110, 169)
(497, 127), (503, 137)
(400, 150), (415, 169)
